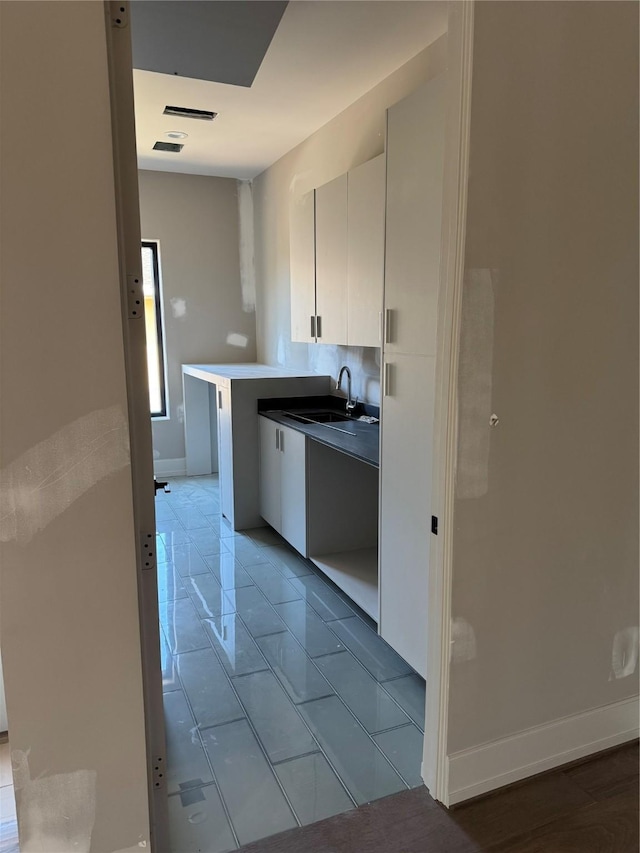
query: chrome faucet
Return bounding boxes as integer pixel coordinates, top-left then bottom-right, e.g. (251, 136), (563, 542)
(336, 365), (358, 414)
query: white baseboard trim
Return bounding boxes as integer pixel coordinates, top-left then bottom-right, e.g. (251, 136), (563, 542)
(153, 457), (187, 478)
(447, 695), (639, 805)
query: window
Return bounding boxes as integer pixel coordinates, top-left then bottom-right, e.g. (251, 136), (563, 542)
(141, 241), (167, 417)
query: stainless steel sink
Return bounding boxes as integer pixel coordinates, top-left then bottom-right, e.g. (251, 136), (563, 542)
(282, 410), (356, 435)
(305, 411), (353, 423)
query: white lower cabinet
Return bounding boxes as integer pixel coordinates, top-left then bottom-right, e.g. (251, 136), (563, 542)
(258, 418), (282, 531)
(379, 354), (436, 678)
(259, 419), (308, 556)
(260, 416), (380, 619)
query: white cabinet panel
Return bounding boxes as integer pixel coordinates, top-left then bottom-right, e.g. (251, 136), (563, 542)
(384, 75), (445, 356)
(290, 190), (316, 343)
(347, 154), (386, 347)
(259, 418), (281, 531)
(379, 353), (436, 677)
(279, 426), (308, 556)
(315, 174), (348, 345)
(347, 154), (385, 348)
(258, 420), (308, 555)
(217, 385), (233, 523)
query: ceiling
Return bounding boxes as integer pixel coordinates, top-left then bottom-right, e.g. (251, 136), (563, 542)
(131, 2), (288, 87)
(132, 1), (448, 181)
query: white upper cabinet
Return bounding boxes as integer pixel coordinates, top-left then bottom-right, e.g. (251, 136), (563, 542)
(384, 74), (445, 356)
(347, 153), (385, 348)
(290, 189), (316, 343)
(315, 174), (348, 345)
(289, 156), (386, 348)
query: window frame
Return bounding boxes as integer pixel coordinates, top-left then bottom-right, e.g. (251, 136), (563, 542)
(141, 240), (169, 419)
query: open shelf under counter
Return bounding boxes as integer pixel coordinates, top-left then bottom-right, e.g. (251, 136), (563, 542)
(310, 547), (379, 621)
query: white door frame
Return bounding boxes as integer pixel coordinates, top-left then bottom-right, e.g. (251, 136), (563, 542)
(423, 0), (474, 807)
(103, 2), (170, 847)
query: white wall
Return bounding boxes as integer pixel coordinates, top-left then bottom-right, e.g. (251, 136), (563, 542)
(0, 3), (150, 849)
(253, 36), (447, 403)
(447, 0), (639, 798)
(0, 651), (7, 734)
(138, 170), (257, 467)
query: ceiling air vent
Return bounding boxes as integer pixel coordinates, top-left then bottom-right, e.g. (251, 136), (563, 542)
(163, 105), (217, 121)
(153, 141), (183, 153)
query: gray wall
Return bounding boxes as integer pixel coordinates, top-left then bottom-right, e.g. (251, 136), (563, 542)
(448, 0), (639, 754)
(0, 2), (150, 848)
(252, 36), (448, 403)
(138, 170), (257, 466)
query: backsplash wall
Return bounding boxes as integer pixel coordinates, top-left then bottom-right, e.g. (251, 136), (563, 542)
(252, 35), (447, 403)
(307, 345), (381, 406)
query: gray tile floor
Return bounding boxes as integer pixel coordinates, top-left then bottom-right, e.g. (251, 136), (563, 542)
(157, 476), (426, 853)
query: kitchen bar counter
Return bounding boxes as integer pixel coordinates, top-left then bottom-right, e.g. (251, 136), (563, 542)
(181, 365), (330, 528)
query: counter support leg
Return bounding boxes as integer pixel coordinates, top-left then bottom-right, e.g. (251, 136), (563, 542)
(183, 373), (213, 475)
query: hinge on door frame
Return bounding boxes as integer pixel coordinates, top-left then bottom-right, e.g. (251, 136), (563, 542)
(109, 1), (128, 28)
(141, 531), (156, 571)
(151, 751), (166, 792)
(127, 273), (143, 319)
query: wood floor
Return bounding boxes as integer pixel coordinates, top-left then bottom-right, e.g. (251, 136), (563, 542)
(238, 742), (639, 853)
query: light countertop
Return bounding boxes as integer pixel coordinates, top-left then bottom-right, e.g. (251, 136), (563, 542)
(183, 363), (325, 383)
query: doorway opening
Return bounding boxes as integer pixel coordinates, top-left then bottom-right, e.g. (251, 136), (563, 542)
(113, 1), (466, 849)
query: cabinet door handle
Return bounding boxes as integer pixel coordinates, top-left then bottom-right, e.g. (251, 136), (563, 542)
(385, 308), (393, 344)
(279, 428), (284, 452)
(275, 428), (280, 450)
(316, 315), (322, 339)
(383, 362), (393, 397)
(218, 389), (223, 409)
(310, 315), (316, 339)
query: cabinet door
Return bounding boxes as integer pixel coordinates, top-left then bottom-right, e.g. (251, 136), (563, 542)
(347, 154), (385, 347)
(315, 174), (348, 345)
(379, 353), (436, 677)
(290, 189), (316, 343)
(384, 75), (445, 356)
(217, 385), (234, 524)
(259, 418), (282, 533)
(279, 425), (308, 556)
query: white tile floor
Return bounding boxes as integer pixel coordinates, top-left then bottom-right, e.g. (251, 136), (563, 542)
(0, 742), (18, 853)
(157, 475), (426, 852)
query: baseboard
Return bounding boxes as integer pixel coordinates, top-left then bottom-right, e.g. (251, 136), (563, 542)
(447, 695), (639, 805)
(153, 457), (187, 478)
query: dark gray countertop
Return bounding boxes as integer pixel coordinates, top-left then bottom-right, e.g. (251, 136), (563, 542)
(259, 399), (380, 468)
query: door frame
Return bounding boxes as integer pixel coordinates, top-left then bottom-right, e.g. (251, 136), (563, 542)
(102, 0), (475, 831)
(423, 0), (474, 807)
(103, 2), (170, 847)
